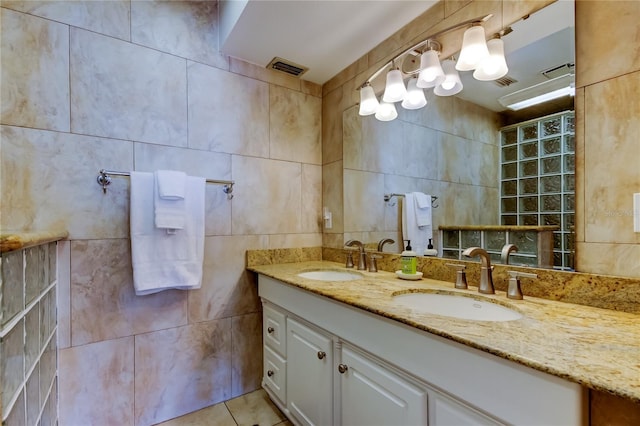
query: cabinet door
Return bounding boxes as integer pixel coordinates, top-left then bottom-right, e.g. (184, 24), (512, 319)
(339, 345), (428, 426)
(287, 318), (333, 426)
(429, 390), (501, 426)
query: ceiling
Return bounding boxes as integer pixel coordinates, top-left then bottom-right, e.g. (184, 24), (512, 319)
(457, 0), (575, 118)
(220, 0), (438, 85)
(220, 0), (575, 119)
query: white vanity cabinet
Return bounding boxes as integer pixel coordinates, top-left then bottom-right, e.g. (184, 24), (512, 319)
(262, 301), (430, 426)
(259, 275), (586, 426)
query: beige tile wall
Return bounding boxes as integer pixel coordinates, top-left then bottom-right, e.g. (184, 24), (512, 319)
(575, 0), (640, 278)
(1, 1), (322, 425)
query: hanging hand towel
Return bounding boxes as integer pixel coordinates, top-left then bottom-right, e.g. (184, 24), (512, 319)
(154, 170), (187, 230)
(131, 171), (205, 296)
(401, 193), (430, 255)
(413, 192), (433, 228)
(156, 170), (186, 199)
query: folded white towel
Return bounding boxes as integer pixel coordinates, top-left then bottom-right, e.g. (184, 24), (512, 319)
(155, 170), (186, 200)
(413, 192), (432, 227)
(154, 170), (187, 230)
(402, 192), (432, 255)
(131, 171), (205, 296)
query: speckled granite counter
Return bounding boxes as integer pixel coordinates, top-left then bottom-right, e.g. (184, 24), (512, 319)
(248, 260), (640, 404)
(1, 230), (68, 253)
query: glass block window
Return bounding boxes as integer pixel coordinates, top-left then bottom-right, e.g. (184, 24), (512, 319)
(500, 111), (575, 270)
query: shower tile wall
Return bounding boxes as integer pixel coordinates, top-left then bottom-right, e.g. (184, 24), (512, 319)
(1, 1), (322, 425)
(1, 243), (58, 425)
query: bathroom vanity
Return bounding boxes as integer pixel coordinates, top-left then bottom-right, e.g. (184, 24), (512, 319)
(244, 260), (640, 425)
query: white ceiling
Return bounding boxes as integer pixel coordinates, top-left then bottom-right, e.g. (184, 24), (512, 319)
(220, 0), (438, 85)
(220, 0), (575, 115)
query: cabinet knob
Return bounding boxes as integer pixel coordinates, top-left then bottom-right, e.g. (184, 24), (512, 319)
(317, 351), (326, 360)
(267, 370), (274, 377)
(267, 326), (274, 334)
(338, 364), (348, 374)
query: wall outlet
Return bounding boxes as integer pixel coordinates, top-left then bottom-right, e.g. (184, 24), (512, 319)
(323, 207), (332, 230)
(634, 193), (640, 233)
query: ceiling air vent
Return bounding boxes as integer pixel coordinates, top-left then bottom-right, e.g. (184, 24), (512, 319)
(267, 57), (308, 78)
(494, 75), (518, 88)
(542, 63), (575, 79)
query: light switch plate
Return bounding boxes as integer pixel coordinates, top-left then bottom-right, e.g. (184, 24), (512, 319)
(634, 193), (640, 233)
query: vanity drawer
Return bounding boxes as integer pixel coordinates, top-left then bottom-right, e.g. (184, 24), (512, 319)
(264, 345), (287, 404)
(263, 301), (286, 356)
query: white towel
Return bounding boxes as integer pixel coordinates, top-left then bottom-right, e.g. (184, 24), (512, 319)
(154, 170), (187, 230)
(130, 171), (205, 296)
(402, 192), (432, 255)
(413, 192), (432, 227)
(156, 170), (186, 199)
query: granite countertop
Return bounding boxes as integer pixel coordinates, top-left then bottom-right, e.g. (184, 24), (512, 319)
(1, 230), (68, 253)
(248, 260), (640, 403)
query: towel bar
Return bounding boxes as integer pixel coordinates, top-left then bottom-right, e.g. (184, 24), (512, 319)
(384, 193), (438, 208)
(97, 169), (234, 199)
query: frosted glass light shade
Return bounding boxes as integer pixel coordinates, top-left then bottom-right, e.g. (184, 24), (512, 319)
(401, 78), (427, 110)
(359, 84), (379, 116)
(456, 25), (490, 71)
(473, 38), (508, 81)
(417, 50), (445, 88)
(434, 59), (463, 96)
(375, 101), (398, 121)
(382, 69), (407, 103)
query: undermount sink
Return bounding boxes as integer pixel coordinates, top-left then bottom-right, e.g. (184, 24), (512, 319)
(392, 291), (523, 322)
(297, 270), (363, 282)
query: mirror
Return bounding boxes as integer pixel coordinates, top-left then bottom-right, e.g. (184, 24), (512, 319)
(341, 1), (575, 269)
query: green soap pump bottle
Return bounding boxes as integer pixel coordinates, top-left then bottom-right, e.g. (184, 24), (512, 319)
(401, 240), (417, 275)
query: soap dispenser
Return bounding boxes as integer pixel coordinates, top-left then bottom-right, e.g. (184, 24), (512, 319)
(423, 238), (438, 257)
(401, 240), (417, 274)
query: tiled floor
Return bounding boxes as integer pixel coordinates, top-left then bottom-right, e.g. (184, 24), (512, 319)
(155, 389), (292, 426)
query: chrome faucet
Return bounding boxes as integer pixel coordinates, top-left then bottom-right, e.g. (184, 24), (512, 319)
(501, 244), (518, 265)
(345, 240), (367, 270)
(377, 238), (395, 252)
(462, 247), (495, 294)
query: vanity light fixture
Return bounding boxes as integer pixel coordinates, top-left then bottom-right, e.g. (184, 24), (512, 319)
(455, 24), (490, 71)
(357, 13), (510, 122)
(382, 63), (407, 103)
(473, 36), (509, 81)
(375, 101), (398, 121)
(358, 82), (380, 116)
(434, 59), (463, 96)
(417, 42), (445, 88)
(402, 76), (428, 109)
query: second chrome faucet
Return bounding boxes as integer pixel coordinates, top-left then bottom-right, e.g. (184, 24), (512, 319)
(345, 240), (367, 270)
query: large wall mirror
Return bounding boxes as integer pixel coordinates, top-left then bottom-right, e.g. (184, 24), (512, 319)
(341, 1), (575, 270)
